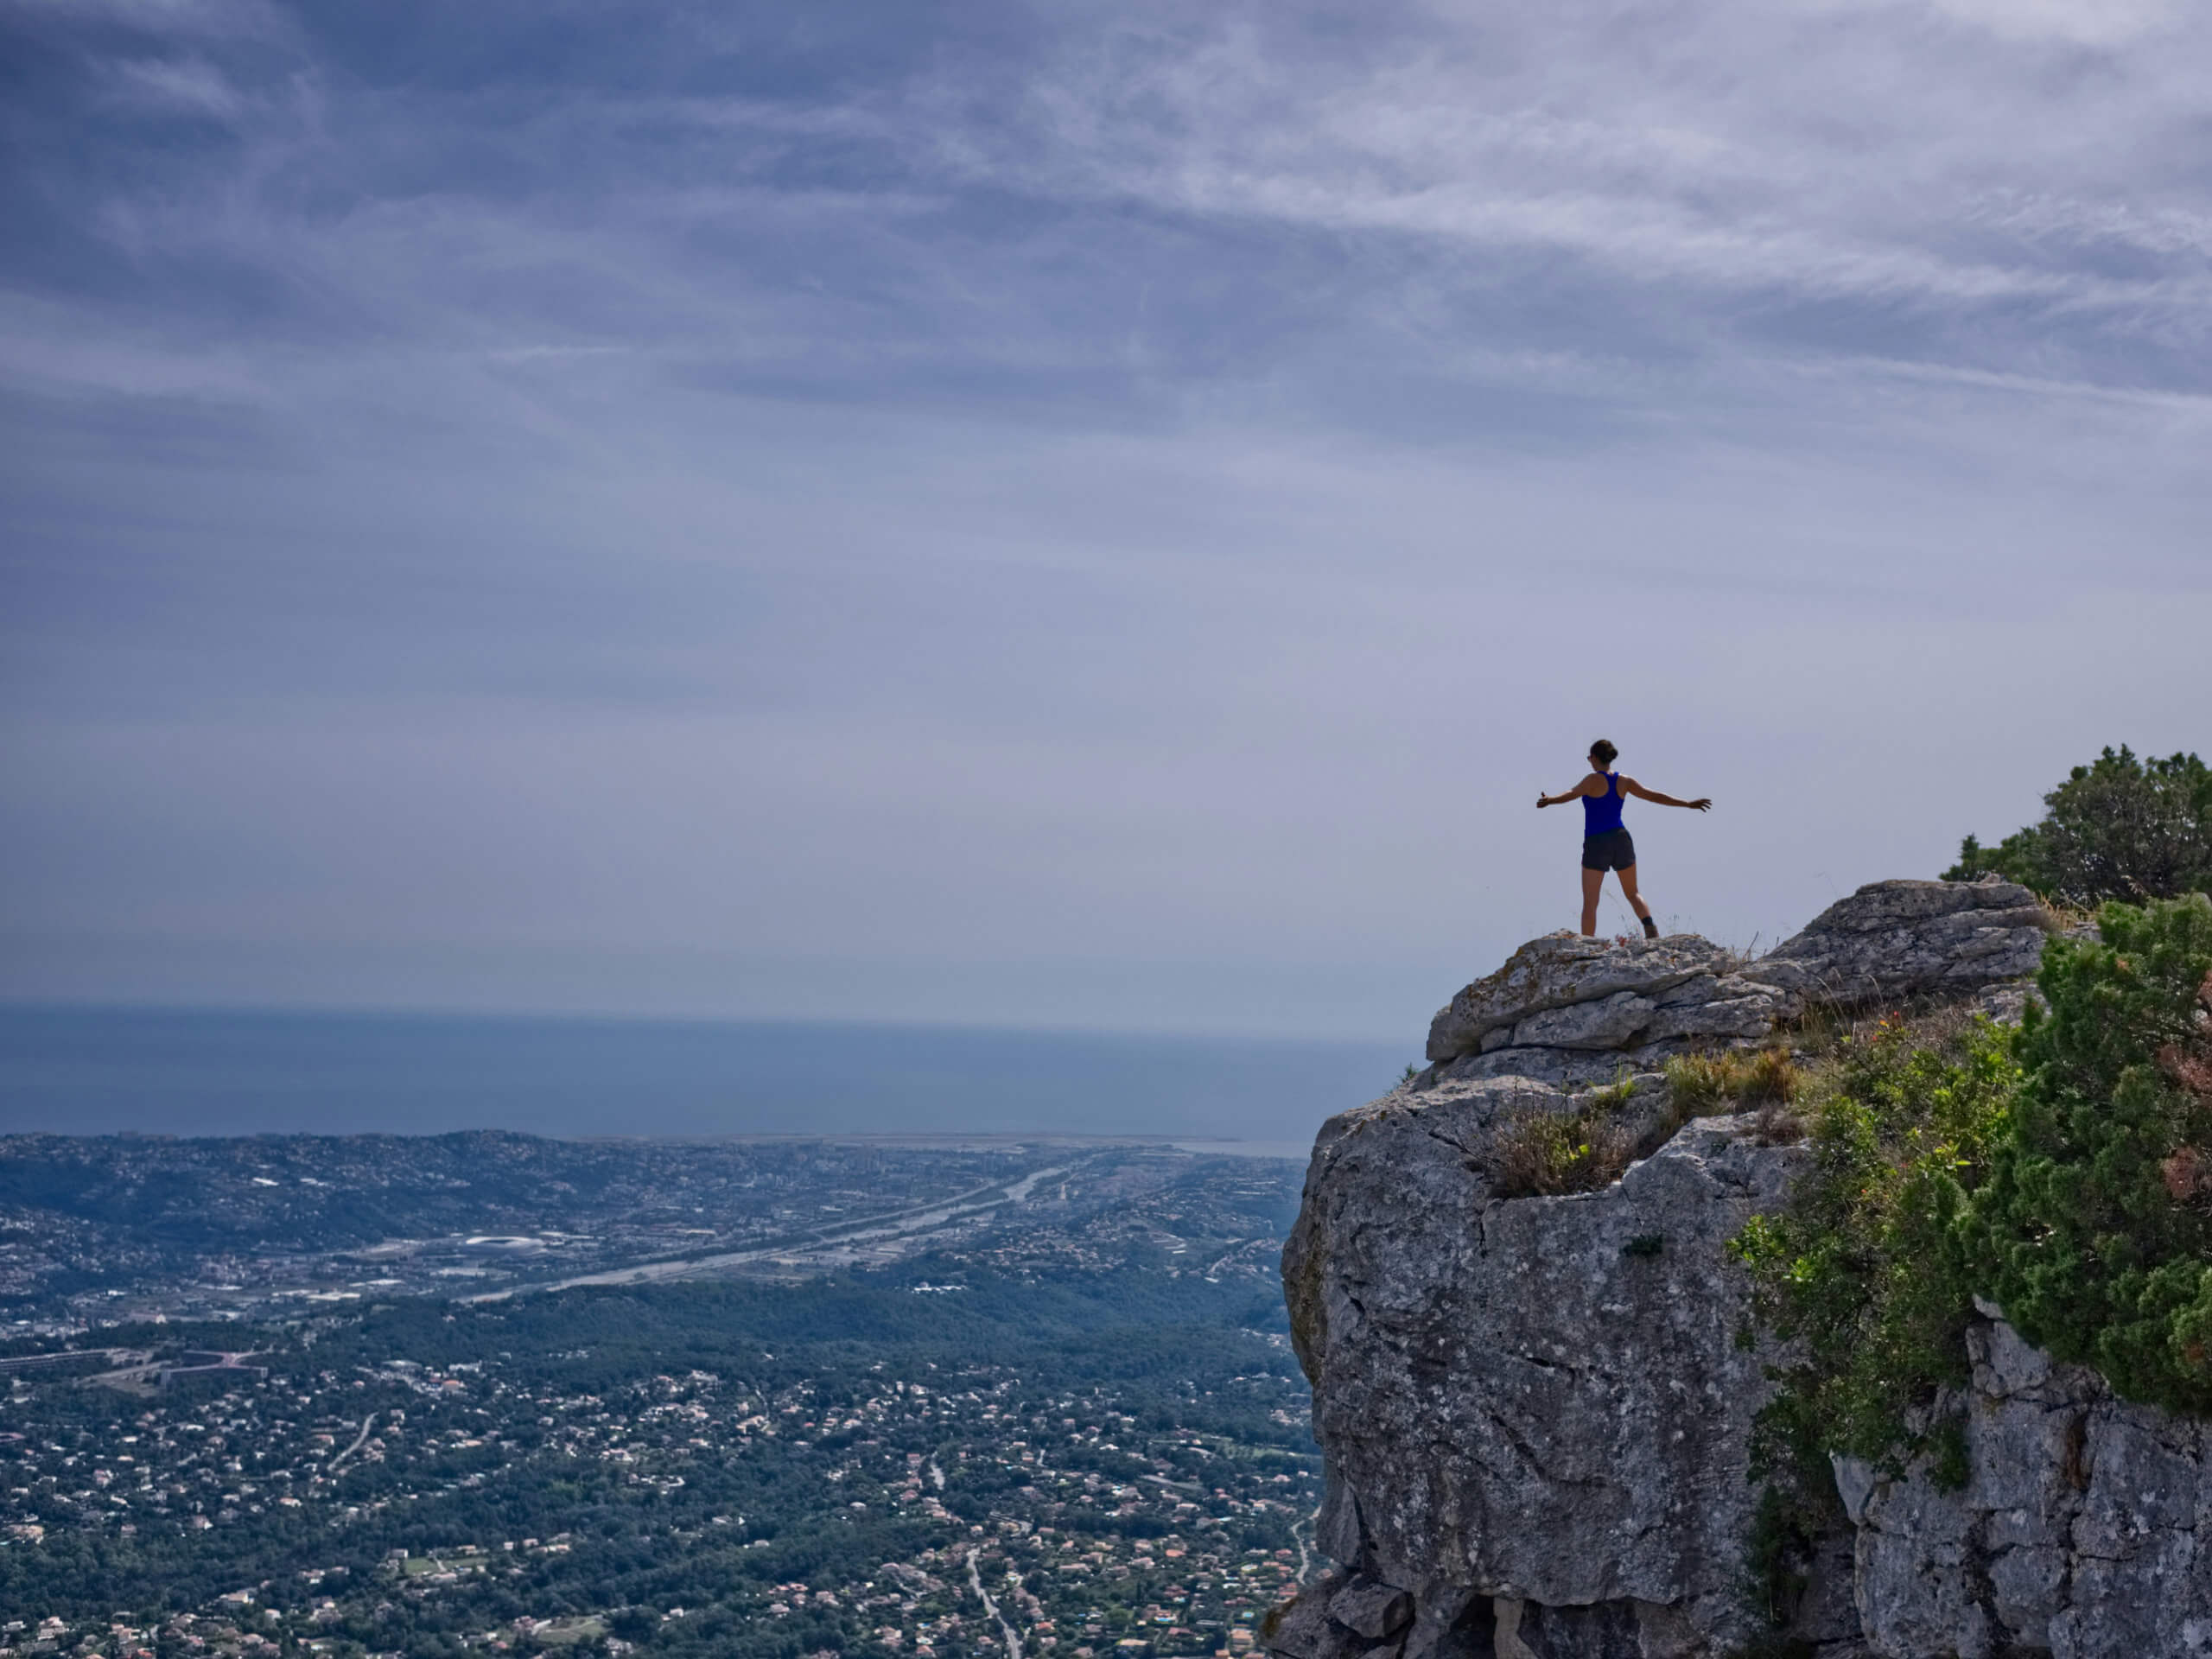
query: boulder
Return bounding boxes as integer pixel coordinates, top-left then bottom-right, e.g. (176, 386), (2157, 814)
(1330, 1580), (1414, 1640)
(1426, 936), (1737, 1065)
(1507, 990), (1660, 1051)
(1267, 1567), (1360, 1659)
(1747, 878), (2052, 1011)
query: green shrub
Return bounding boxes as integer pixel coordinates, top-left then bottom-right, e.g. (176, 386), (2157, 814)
(1732, 895), (2212, 1480)
(1727, 1014), (2019, 1485)
(1946, 746), (2212, 905)
(1955, 893), (2212, 1414)
(1734, 1484), (1821, 1655)
(1590, 1071), (1638, 1107)
(1730, 892), (2212, 1593)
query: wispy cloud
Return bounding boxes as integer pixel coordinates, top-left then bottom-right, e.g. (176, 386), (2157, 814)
(893, 2), (2212, 379)
(1914, 0), (2183, 48)
(98, 54), (247, 118)
(10, 0), (2209, 409)
(3, 0), (289, 41)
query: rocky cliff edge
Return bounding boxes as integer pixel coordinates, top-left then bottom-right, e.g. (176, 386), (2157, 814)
(1422, 878), (2050, 1087)
(1270, 879), (2212, 1659)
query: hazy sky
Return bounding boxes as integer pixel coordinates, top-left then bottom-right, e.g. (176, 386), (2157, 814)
(3, 0), (2208, 1041)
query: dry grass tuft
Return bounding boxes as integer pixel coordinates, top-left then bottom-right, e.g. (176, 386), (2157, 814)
(2038, 896), (2101, 935)
(1494, 1105), (1638, 1198)
(1795, 1001), (1986, 1066)
(1663, 1047), (1801, 1118)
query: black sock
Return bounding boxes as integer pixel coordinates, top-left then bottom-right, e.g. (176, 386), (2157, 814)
(1642, 915), (1660, 939)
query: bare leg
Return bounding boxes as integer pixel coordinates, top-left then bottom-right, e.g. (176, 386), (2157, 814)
(1618, 863), (1654, 923)
(1580, 867), (1603, 936)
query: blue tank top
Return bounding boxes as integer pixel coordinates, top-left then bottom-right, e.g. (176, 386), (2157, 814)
(1582, 773), (1625, 836)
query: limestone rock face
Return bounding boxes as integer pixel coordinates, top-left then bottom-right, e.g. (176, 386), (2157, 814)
(1844, 1313), (2212, 1659)
(1281, 1096), (1802, 1659)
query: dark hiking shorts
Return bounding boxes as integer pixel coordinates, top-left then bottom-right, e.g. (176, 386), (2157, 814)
(1582, 829), (1637, 872)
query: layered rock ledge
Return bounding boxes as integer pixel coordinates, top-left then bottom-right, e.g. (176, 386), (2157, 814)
(1269, 878), (2199, 1659)
(1423, 879), (2051, 1088)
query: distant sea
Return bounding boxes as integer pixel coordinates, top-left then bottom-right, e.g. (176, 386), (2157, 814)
(0, 1006), (1407, 1147)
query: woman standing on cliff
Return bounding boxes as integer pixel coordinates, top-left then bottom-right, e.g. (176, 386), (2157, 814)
(1537, 740), (1711, 940)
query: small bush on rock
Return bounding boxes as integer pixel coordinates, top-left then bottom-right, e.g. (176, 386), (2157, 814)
(1745, 1100), (1807, 1147)
(1665, 1048), (1798, 1117)
(1494, 1105), (1636, 1198)
(1946, 745), (2212, 905)
(1587, 1071), (1638, 1109)
(1956, 893), (2212, 1414)
(1664, 1052), (1736, 1115)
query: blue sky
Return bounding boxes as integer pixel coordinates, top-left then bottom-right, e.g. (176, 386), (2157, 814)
(3, 0), (2209, 1039)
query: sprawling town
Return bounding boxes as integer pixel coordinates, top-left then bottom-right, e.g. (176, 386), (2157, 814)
(0, 1134), (1124, 1327)
(0, 1137), (1321, 1659)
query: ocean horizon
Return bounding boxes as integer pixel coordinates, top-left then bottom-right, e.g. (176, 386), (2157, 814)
(0, 1003), (1407, 1144)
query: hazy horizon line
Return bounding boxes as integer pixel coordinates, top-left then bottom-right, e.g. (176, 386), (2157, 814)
(0, 995), (1414, 1052)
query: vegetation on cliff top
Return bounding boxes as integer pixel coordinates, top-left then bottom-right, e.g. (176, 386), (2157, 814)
(1491, 1054), (1801, 1201)
(1732, 746), (2212, 1507)
(1728, 1009), (2018, 1484)
(1945, 744), (2211, 906)
(1732, 891), (2212, 1508)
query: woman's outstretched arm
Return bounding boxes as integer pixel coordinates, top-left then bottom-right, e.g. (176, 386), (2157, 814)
(1622, 778), (1713, 811)
(1536, 773), (1604, 808)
